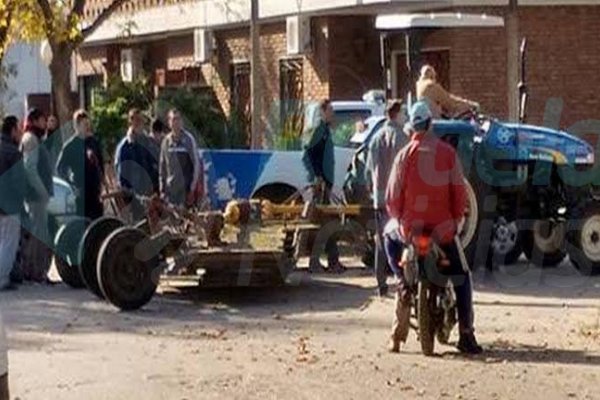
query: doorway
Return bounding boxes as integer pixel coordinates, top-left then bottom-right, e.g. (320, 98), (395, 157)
(392, 48), (450, 100)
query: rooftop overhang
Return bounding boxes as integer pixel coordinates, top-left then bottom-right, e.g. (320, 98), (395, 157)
(375, 12), (505, 30)
(83, 0), (511, 46)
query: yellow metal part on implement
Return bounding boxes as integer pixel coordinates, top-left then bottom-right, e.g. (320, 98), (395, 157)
(261, 201), (364, 219)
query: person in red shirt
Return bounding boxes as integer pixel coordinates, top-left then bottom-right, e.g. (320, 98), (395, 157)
(385, 101), (482, 355)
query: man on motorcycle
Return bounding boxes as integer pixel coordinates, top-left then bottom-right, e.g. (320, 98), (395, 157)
(385, 101), (483, 355)
(416, 65), (479, 119)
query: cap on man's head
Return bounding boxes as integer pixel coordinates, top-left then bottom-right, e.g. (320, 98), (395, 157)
(408, 101), (432, 132)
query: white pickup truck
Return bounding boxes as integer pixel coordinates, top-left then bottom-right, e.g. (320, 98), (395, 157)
(202, 97), (386, 208)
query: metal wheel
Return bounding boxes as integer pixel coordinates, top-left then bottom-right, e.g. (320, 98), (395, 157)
(491, 218), (522, 266)
(418, 281), (437, 357)
(579, 215), (600, 263)
(54, 218), (91, 288)
(97, 227), (160, 311)
(78, 217), (125, 299)
(523, 220), (566, 267)
(567, 203), (600, 275)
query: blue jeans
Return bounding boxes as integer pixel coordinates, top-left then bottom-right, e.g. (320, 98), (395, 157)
(374, 210), (390, 292)
(384, 234), (475, 334)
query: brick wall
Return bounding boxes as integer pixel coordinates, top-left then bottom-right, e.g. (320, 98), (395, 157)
(77, 4), (600, 135)
(414, 13), (509, 119)
(328, 16), (382, 100)
(519, 6), (600, 129)
(396, 5), (600, 128)
(207, 19), (331, 132)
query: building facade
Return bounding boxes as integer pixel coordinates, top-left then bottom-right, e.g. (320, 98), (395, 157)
(76, 0), (600, 143)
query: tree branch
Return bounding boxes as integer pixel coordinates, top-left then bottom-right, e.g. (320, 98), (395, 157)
(70, 0), (87, 20)
(35, 0), (55, 39)
(0, 2), (14, 65)
(81, 0), (131, 40)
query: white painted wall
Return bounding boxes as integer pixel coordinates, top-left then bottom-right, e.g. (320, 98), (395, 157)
(1, 42), (51, 119)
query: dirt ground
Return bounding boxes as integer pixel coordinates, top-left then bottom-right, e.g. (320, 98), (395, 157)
(1, 259), (599, 400)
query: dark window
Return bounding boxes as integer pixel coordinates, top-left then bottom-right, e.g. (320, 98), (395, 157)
(81, 74), (104, 109)
(279, 58), (304, 129)
(230, 61), (251, 124)
(396, 49), (450, 100)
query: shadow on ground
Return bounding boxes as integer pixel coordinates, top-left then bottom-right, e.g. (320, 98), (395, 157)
(472, 259), (600, 300)
(441, 342), (600, 367)
(0, 268), (376, 339)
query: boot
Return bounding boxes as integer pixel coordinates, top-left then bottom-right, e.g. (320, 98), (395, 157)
(457, 332), (483, 355)
(308, 257), (326, 274)
(388, 338), (401, 353)
(327, 260), (347, 274)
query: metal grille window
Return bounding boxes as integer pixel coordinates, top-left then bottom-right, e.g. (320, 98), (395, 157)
(279, 58), (304, 135)
(230, 62), (251, 120)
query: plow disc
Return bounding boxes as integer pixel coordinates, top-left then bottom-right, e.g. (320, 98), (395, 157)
(78, 217), (125, 299)
(54, 218), (91, 289)
(97, 227), (161, 311)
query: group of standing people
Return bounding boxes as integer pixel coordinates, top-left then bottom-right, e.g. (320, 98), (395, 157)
(302, 64), (483, 354)
(114, 108), (201, 215)
(0, 109), (105, 290)
(0, 105), (201, 291)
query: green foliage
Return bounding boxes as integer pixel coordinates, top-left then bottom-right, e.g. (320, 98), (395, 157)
(332, 121), (357, 148)
(265, 100), (304, 151)
(274, 108), (304, 151)
(156, 87), (247, 149)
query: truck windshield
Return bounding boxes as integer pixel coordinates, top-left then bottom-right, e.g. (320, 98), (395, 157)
(332, 109), (373, 148)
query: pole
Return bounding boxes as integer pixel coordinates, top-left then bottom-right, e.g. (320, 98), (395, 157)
(250, 0), (262, 149)
(506, 0), (519, 121)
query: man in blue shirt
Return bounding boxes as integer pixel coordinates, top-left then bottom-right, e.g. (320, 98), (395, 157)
(114, 109), (157, 219)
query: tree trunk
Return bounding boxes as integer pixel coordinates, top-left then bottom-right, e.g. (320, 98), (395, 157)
(49, 44), (75, 133)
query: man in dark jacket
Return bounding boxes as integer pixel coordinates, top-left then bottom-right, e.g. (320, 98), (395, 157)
(147, 118), (166, 193)
(301, 99), (346, 274)
(386, 101), (481, 354)
(21, 108), (53, 283)
(57, 110), (105, 221)
(0, 116), (25, 290)
(114, 109), (157, 220)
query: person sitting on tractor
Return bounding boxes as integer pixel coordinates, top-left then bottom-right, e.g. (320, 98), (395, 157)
(385, 101), (483, 355)
(416, 65), (479, 119)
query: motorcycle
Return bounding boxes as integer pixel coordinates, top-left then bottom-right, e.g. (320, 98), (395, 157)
(402, 234), (459, 356)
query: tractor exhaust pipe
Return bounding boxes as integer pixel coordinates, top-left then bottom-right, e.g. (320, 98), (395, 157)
(518, 37), (528, 124)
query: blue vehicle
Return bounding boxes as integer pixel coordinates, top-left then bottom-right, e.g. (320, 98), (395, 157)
(199, 99), (385, 210)
(426, 111), (599, 273)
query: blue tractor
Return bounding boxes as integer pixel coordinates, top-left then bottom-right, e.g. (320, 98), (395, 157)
(431, 112), (599, 273)
(373, 14), (600, 273)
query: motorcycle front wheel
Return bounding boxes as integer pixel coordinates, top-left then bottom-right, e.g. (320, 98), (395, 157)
(418, 281), (438, 357)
